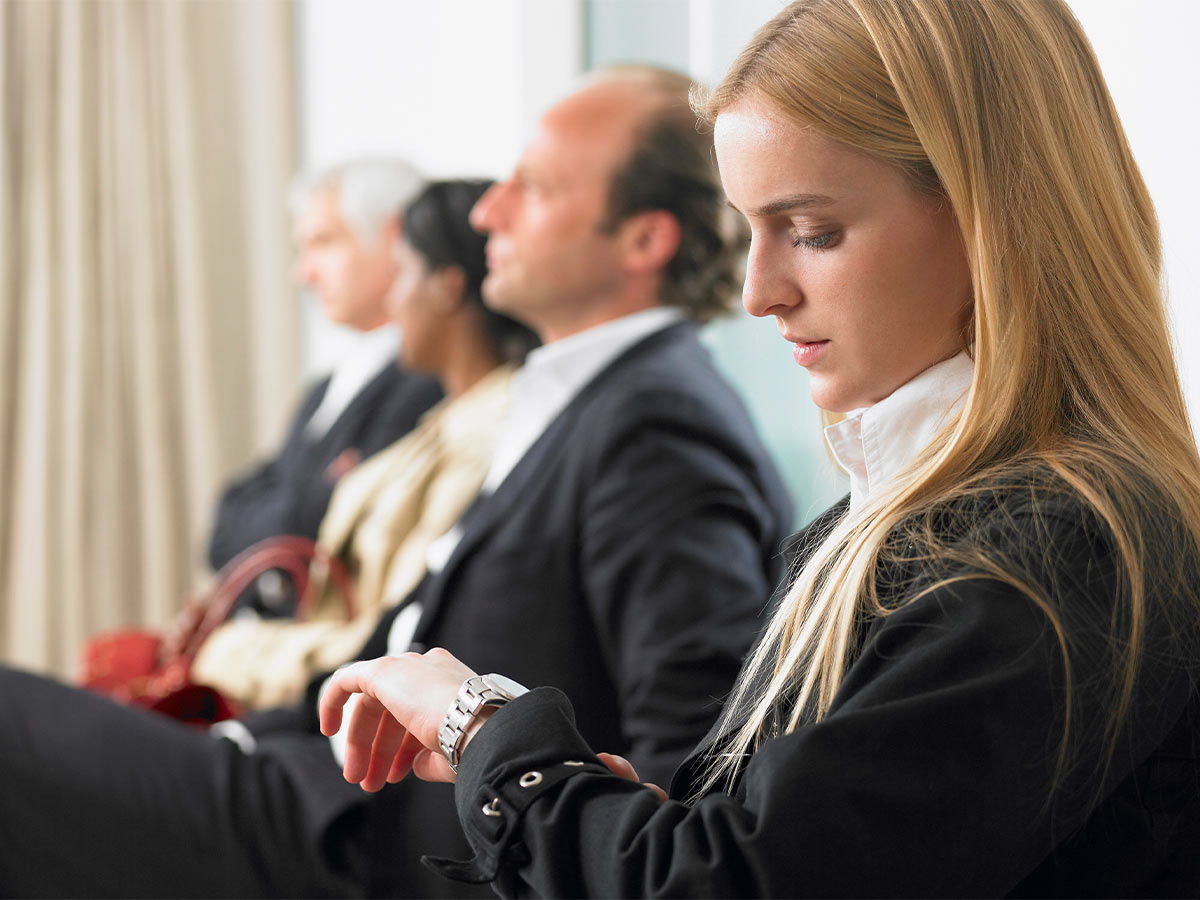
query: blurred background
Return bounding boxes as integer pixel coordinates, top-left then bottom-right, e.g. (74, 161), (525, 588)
(2, 0), (1198, 676)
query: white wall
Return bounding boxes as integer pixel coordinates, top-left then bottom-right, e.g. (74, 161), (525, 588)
(1068, 0), (1200, 414)
(294, 0), (582, 376)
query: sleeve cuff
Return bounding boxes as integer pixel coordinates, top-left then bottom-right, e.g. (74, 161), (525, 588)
(422, 686), (607, 887)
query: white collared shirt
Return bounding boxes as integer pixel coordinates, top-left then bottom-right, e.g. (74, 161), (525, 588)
(304, 326), (401, 440)
(481, 306), (685, 494)
(824, 352), (974, 511)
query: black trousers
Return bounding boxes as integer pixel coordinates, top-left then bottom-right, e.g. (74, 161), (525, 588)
(0, 665), (371, 899)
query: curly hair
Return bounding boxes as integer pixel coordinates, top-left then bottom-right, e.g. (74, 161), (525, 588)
(595, 66), (747, 323)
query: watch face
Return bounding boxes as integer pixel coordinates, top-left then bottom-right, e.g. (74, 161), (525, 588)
(482, 673), (529, 699)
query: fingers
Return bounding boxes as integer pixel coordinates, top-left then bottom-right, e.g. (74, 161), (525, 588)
(597, 752), (637, 780)
(597, 753), (668, 802)
(410, 745), (457, 783)
(358, 709), (412, 792)
(316, 650), (481, 790)
(318, 662), (366, 737)
(388, 732), (445, 784)
(340, 698), (388, 785)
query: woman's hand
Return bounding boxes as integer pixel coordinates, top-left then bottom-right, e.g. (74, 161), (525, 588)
(318, 647), (477, 791)
(597, 752), (668, 801)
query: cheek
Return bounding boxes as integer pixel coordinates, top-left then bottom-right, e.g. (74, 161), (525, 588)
(848, 231), (959, 334)
(323, 254), (356, 291)
(391, 290), (420, 331)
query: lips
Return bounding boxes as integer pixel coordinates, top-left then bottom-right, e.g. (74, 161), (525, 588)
(790, 339), (830, 367)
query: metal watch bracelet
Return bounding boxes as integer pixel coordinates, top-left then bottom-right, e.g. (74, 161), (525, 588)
(438, 673), (529, 772)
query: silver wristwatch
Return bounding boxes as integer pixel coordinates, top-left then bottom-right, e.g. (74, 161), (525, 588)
(438, 673), (529, 772)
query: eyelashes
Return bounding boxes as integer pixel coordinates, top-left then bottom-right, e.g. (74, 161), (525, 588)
(791, 230), (840, 250)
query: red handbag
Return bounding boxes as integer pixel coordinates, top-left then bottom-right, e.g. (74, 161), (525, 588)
(80, 535), (355, 725)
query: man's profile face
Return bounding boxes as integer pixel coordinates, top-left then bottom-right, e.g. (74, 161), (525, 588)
(292, 187), (396, 331)
(469, 83), (643, 340)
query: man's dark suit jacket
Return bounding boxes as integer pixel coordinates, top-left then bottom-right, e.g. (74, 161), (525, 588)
(244, 321), (793, 897)
(206, 360), (442, 606)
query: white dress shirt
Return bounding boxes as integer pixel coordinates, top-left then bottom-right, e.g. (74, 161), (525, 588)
(481, 306), (686, 493)
(824, 352), (974, 512)
(304, 326), (401, 440)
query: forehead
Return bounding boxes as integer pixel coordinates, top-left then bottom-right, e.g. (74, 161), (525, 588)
(293, 187), (350, 240)
(713, 97), (897, 212)
(519, 83), (645, 186)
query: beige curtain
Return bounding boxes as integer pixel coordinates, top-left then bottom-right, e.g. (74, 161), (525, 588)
(0, 0), (298, 676)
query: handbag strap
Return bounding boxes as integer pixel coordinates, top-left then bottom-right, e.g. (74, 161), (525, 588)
(174, 535), (357, 664)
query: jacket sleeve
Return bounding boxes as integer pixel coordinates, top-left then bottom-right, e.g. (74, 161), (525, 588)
(575, 389), (787, 788)
(436, 506), (1197, 898)
(206, 382), (327, 571)
(205, 371), (442, 572)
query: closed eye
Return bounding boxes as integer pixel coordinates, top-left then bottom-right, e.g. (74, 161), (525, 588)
(791, 230), (840, 250)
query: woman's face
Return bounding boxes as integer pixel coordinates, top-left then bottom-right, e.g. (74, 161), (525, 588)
(714, 95), (972, 413)
(387, 238), (445, 374)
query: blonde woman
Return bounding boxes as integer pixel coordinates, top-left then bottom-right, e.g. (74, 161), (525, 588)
(320, 1), (1200, 895)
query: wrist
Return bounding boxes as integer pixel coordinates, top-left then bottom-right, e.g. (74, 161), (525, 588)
(438, 673), (529, 772)
(458, 704), (497, 756)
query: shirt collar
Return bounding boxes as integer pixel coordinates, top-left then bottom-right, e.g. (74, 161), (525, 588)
(824, 351), (974, 511)
(480, 307), (685, 494)
(515, 306), (685, 400)
(305, 326), (400, 439)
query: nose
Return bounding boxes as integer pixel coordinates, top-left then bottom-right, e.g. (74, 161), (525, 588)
(740, 235), (797, 319)
(470, 180), (508, 233)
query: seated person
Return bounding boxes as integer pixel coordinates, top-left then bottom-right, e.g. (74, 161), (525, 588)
(0, 66), (793, 899)
(208, 158), (443, 616)
(319, 3), (1200, 897)
(190, 179), (539, 710)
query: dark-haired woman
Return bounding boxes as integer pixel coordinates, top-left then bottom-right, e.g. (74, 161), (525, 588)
(191, 179), (539, 709)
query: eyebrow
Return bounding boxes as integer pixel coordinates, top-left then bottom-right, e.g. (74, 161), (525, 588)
(730, 193), (837, 217)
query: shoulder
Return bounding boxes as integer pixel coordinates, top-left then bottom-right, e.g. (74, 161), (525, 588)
(579, 323), (759, 443)
(375, 363), (442, 399)
(365, 365), (443, 416)
(891, 467), (1200, 651)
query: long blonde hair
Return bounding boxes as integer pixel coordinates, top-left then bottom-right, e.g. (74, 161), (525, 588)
(694, 0), (1200, 795)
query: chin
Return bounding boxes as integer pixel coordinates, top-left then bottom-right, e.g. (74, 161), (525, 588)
(809, 384), (870, 415)
(480, 281), (513, 313)
(319, 304), (350, 326)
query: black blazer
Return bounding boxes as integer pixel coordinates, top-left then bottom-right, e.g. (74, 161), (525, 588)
(245, 322), (794, 898)
(443, 486), (1200, 898)
(206, 361), (442, 574)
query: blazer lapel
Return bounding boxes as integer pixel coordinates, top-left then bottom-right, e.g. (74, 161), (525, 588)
(407, 406), (578, 641)
(409, 322), (695, 640)
(315, 362), (394, 453)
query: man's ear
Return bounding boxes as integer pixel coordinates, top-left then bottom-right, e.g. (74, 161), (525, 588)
(617, 210), (682, 275)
